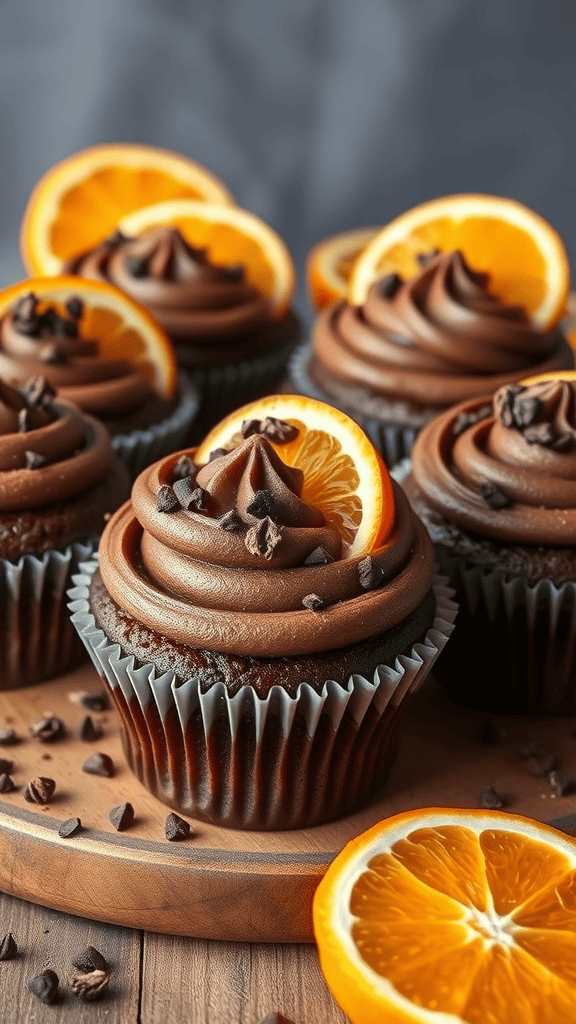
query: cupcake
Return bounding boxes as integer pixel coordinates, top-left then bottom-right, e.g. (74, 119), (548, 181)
(0, 277), (199, 478)
(0, 374), (129, 688)
(406, 372), (576, 714)
(69, 395), (456, 830)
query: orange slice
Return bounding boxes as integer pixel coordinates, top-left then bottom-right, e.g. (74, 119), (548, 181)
(118, 199), (296, 319)
(0, 276), (177, 399)
(195, 394), (394, 557)
(21, 143), (234, 276)
(349, 194), (570, 330)
(306, 227), (379, 310)
(313, 807), (576, 1024)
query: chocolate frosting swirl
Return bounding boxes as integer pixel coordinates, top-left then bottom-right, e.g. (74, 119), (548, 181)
(0, 377), (114, 513)
(313, 251), (573, 407)
(67, 227), (291, 367)
(412, 378), (576, 544)
(98, 439), (435, 657)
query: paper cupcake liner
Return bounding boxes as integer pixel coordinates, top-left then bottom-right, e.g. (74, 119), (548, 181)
(0, 537), (96, 690)
(112, 371), (199, 479)
(69, 563), (456, 830)
(288, 342), (419, 468)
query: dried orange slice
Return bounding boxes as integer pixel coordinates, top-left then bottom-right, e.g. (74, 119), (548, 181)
(195, 394), (394, 557)
(349, 194), (570, 330)
(306, 227), (379, 310)
(0, 276), (177, 399)
(313, 807), (576, 1024)
(118, 199), (296, 319)
(21, 143), (234, 276)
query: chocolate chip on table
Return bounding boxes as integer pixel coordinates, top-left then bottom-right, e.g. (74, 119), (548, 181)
(479, 786), (505, 809)
(24, 777), (56, 804)
(30, 715), (65, 743)
(0, 758), (13, 774)
(24, 450), (47, 470)
(72, 946), (108, 973)
(82, 753), (114, 778)
(78, 690), (109, 712)
(65, 296), (84, 320)
(218, 509), (243, 531)
(28, 969), (59, 1005)
(480, 482), (511, 510)
(80, 715), (102, 741)
(173, 477), (207, 511)
(125, 255), (149, 278)
(109, 802), (134, 831)
(165, 813), (191, 841)
(172, 454), (196, 481)
(304, 546), (334, 566)
(0, 774), (17, 793)
(71, 968), (110, 1001)
(548, 771), (576, 796)
(526, 752), (557, 777)
(0, 727), (19, 746)
(302, 593), (325, 611)
(358, 555), (384, 591)
(208, 447), (229, 462)
(59, 817), (82, 838)
(0, 933), (18, 961)
(156, 484), (179, 513)
(246, 489), (278, 521)
(245, 517), (282, 559)
(379, 272), (403, 299)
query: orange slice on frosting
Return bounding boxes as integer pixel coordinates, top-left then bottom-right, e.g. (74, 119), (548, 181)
(306, 227), (379, 310)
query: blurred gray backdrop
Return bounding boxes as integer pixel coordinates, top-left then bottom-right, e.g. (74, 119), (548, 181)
(1, 0), (575, 319)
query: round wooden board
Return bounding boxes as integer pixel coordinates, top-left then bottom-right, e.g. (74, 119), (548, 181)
(1, 662), (576, 943)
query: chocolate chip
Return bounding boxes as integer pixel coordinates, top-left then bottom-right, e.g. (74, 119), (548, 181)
(0, 758), (13, 774)
(241, 418), (263, 439)
(512, 394), (542, 428)
(30, 715), (65, 742)
(24, 776), (56, 804)
(241, 416), (299, 444)
(165, 812), (191, 841)
(28, 969), (59, 1005)
(0, 727), (18, 745)
(103, 229), (126, 249)
(71, 969), (110, 1001)
(304, 546), (334, 566)
(126, 255), (149, 278)
(548, 771), (575, 796)
(358, 555), (385, 590)
(379, 272), (403, 298)
(452, 404), (492, 437)
(13, 292), (38, 324)
(65, 296), (84, 320)
(59, 817), (82, 838)
(0, 933), (18, 961)
(302, 593), (325, 611)
(109, 802), (134, 831)
(24, 450), (47, 470)
(246, 489), (278, 521)
(480, 786), (505, 809)
(78, 690), (109, 712)
(0, 774), (16, 793)
(80, 715), (102, 741)
(218, 509), (243, 531)
(493, 384), (524, 428)
(480, 482), (511, 510)
(72, 946), (108, 973)
(172, 454), (196, 481)
(156, 484), (179, 513)
(173, 477), (207, 511)
(527, 753), (557, 777)
(523, 422), (555, 446)
(245, 517), (283, 559)
(21, 375), (56, 408)
(226, 263), (244, 280)
(82, 753), (114, 778)
(416, 248), (440, 267)
(209, 447), (229, 462)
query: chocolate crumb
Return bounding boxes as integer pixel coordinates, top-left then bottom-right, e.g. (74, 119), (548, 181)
(358, 555), (385, 590)
(59, 817), (82, 838)
(80, 715), (102, 742)
(241, 416), (300, 445)
(30, 715), (65, 743)
(512, 394), (542, 428)
(0, 727), (18, 745)
(379, 272), (403, 299)
(480, 786), (505, 809)
(527, 753), (557, 777)
(493, 384), (524, 427)
(304, 546), (334, 566)
(28, 969), (59, 1005)
(0, 758), (13, 774)
(452, 404), (492, 437)
(126, 255), (149, 278)
(21, 375), (56, 409)
(0, 774), (16, 793)
(109, 802), (134, 831)
(65, 296), (84, 320)
(548, 771), (575, 796)
(24, 776), (56, 804)
(72, 946), (108, 973)
(523, 422), (555, 447)
(480, 482), (511, 510)
(417, 248), (440, 267)
(156, 484), (179, 513)
(103, 229), (126, 249)
(245, 517), (282, 559)
(25, 450), (47, 470)
(173, 478), (207, 511)
(246, 489), (278, 521)
(0, 933), (18, 961)
(71, 968), (110, 1001)
(165, 812), (191, 841)
(209, 447), (229, 462)
(302, 593), (325, 611)
(172, 454), (196, 481)
(82, 753), (114, 778)
(218, 509), (243, 531)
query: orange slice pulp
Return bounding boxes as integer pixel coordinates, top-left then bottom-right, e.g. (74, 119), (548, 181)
(0, 276), (177, 400)
(306, 227), (379, 310)
(349, 194), (570, 330)
(313, 807), (576, 1024)
(21, 142), (234, 277)
(195, 394), (394, 557)
(118, 199), (296, 319)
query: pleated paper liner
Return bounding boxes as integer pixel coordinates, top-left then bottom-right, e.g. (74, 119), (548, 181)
(112, 371), (199, 479)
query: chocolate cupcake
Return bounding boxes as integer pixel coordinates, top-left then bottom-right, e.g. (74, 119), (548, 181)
(70, 410), (455, 830)
(406, 373), (576, 713)
(0, 375), (129, 688)
(289, 250), (574, 466)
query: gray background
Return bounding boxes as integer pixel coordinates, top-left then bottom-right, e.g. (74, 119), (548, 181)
(1, 0), (575, 319)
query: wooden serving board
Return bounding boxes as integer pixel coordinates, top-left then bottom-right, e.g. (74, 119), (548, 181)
(0, 663), (575, 943)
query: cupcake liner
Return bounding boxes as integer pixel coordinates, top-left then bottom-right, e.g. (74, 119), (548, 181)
(69, 562), (456, 830)
(112, 371), (199, 478)
(288, 342), (419, 468)
(0, 537), (96, 690)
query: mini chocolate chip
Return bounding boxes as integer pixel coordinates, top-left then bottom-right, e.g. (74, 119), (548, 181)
(82, 753), (114, 778)
(523, 422), (555, 446)
(209, 447), (229, 461)
(173, 477), (207, 511)
(65, 296), (84, 320)
(0, 727), (18, 745)
(25, 450), (47, 470)
(39, 341), (65, 364)
(30, 715), (65, 742)
(480, 786), (505, 809)
(24, 777), (56, 804)
(218, 509), (243, 531)
(17, 408), (31, 433)
(379, 272), (403, 298)
(0, 774), (16, 793)
(156, 484), (179, 513)
(109, 801), (134, 831)
(493, 384), (524, 427)
(548, 771), (576, 796)
(72, 946), (108, 973)
(172, 454), (196, 481)
(304, 546), (334, 566)
(80, 715), (102, 741)
(165, 812), (191, 841)
(125, 254), (149, 278)
(78, 691), (109, 712)
(480, 482), (511, 510)
(0, 933), (18, 961)
(71, 969), (110, 1001)
(527, 753), (557, 777)
(512, 394), (542, 428)
(0, 758), (14, 774)
(416, 248), (440, 267)
(358, 555), (385, 590)
(245, 517), (283, 559)
(302, 593), (325, 611)
(226, 263), (244, 280)
(28, 969), (59, 1005)
(246, 489), (278, 521)
(59, 817), (82, 838)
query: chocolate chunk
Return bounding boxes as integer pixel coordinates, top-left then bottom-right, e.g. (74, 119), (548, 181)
(0, 774), (16, 793)
(480, 482), (511, 510)
(172, 454), (196, 481)
(493, 384), (524, 428)
(241, 416), (299, 445)
(379, 272), (403, 299)
(65, 296), (84, 320)
(57, 315), (78, 338)
(246, 489), (278, 521)
(512, 394), (542, 428)
(59, 817), (82, 838)
(358, 555), (385, 590)
(30, 715), (65, 742)
(523, 422), (555, 447)
(0, 757), (14, 775)
(156, 484), (179, 513)
(82, 753), (114, 778)
(0, 727), (18, 745)
(21, 375), (56, 408)
(13, 292), (38, 324)
(109, 801), (134, 831)
(24, 776), (56, 804)
(452, 404), (493, 437)
(302, 593), (325, 611)
(126, 255), (149, 278)
(71, 969), (110, 1001)
(218, 509), (243, 531)
(416, 248), (440, 267)
(548, 771), (575, 796)
(173, 477), (207, 511)
(28, 969), (59, 1005)
(25, 450), (47, 470)
(78, 690), (109, 712)
(80, 715), (102, 741)
(209, 447), (229, 462)
(304, 546), (334, 566)
(0, 933), (17, 961)
(245, 517), (283, 559)
(17, 408), (31, 433)
(241, 417), (264, 439)
(480, 786), (505, 809)
(527, 752), (557, 777)
(103, 229), (126, 249)
(39, 342), (65, 365)
(72, 946), (108, 973)
(165, 812), (191, 841)
(226, 263), (244, 281)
